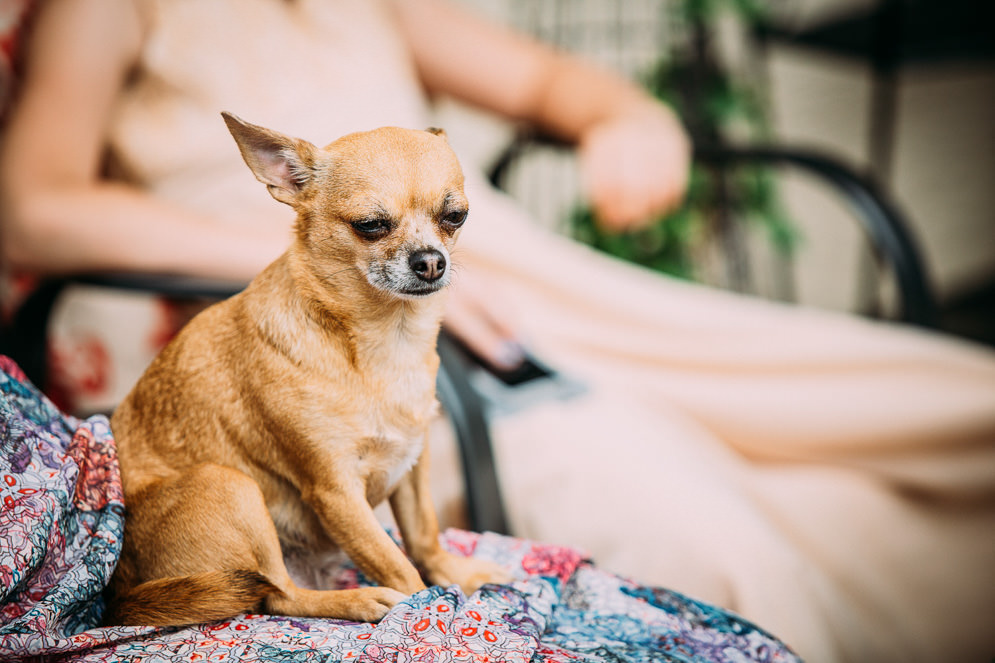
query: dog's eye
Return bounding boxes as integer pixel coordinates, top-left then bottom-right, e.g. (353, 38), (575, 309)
(350, 218), (391, 239)
(440, 210), (468, 230)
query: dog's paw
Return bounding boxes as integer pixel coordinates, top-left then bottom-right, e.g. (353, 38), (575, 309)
(424, 553), (512, 595)
(343, 587), (407, 622)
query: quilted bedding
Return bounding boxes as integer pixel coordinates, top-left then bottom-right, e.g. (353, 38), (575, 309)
(0, 356), (800, 662)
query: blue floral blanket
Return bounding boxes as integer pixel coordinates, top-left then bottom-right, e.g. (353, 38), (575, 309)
(0, 356), (801, 662)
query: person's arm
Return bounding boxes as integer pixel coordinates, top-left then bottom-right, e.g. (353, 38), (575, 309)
(391, 0), (690, 231)
(0, 0), (286, 281)
(391, 0), (690, 367)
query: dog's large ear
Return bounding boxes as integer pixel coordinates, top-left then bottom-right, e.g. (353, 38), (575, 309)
(221, 111), (317, 206)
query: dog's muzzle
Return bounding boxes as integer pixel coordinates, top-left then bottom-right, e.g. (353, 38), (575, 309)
(366, 246), (451, 297)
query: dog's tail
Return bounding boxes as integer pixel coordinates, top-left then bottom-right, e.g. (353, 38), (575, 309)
(105, 570), (282, 627)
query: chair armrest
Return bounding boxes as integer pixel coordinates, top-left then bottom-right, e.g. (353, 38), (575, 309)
(488, 132), (938, 327)
(694, 144), (937, 327)
(74, 273), (247, 300)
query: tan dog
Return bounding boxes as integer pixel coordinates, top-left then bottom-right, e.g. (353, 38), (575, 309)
(104, 113), (506, 627)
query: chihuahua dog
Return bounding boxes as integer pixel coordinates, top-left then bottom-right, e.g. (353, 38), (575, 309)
(105, 113), (507, 626)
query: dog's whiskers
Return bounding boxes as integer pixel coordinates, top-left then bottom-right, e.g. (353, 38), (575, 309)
(327, 266), (356, 280)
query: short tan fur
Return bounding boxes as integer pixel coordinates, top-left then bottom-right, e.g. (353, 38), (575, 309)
(105, 113), (507, 627)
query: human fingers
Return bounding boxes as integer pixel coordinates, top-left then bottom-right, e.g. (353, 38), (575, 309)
(443, 274), (525, 369)
(580, 111), (690, 232)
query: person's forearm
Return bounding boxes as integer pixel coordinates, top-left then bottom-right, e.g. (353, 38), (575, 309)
(0, 0), (285, 283)
(1, 183), (289, 282)
(526, 54), (674, 143)
(394, 0), (679, 144)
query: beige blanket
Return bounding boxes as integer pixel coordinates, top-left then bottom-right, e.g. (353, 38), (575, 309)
(447, 178), (995, 662)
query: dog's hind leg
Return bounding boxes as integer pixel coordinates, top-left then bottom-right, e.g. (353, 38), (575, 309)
(112, 463), (404, 625)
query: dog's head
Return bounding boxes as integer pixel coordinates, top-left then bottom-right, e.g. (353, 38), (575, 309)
(222, 112), (468, 299)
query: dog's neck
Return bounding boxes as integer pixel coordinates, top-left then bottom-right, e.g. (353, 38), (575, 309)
(247, 249), (446, 371)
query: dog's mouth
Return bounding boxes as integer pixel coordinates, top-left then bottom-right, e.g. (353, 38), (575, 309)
(395, 281), (447, 298)
(364, 270), (450, 299)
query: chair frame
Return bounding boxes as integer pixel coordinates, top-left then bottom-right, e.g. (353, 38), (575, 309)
(489, 134), (938, 328)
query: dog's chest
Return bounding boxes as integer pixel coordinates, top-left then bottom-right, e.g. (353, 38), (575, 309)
(353, 372), (437, 496)
(266, 334), (438, 549)
(267, 376), (434, 553)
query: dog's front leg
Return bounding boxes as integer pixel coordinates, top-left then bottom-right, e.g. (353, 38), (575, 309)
(306, 481), (426, 595)
(389, 442), (510, 594)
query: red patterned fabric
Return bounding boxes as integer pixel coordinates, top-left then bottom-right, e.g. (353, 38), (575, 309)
(0, 355), (801, 662)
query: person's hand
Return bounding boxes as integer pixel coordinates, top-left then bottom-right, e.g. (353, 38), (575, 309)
(578, 105), (691, 233)
(443, 267), (526, 370)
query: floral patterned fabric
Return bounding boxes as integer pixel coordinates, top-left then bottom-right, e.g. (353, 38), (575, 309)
(0, 356), (801, 662)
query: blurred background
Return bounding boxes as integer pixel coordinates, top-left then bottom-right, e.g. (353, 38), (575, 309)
(439, 0), (995, 345)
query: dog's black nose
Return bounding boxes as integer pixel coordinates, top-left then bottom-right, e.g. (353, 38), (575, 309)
(409, 249), (447, 282)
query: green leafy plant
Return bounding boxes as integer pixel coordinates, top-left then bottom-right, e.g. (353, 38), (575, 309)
(569, 0), (798, 288)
